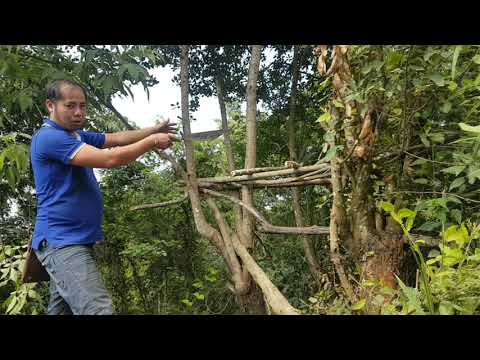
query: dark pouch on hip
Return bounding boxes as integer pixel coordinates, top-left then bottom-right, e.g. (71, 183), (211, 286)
(22, 236), (50, 283)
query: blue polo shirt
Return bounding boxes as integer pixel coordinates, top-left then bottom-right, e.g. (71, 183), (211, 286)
(31, 118), (106, 250)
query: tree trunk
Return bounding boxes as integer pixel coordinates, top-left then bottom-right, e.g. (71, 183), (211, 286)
(237, 45), (267, 314)
(316, 45), (406, 308)
(178, 45), (241, 276)
(241, 45), (262, 247)
(348, 160), (405, 308)
(287, 45), (328, 289)
(216, 75), (244, 243)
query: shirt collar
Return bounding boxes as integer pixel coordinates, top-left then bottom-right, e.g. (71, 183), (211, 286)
(43, 117), (69, 131)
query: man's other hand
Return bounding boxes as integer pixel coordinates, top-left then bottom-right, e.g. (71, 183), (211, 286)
(154, 118), (178, 135)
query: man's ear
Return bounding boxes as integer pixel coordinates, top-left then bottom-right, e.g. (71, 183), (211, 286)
(45, 99), (54, 114)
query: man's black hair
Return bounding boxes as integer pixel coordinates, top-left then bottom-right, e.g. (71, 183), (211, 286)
(46, 79), (88, 101)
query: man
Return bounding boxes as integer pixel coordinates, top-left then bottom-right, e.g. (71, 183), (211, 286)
(31, 79), (178, 315)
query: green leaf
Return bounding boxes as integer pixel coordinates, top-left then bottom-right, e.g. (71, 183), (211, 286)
(126, 64), (139, 80)
(6, 167), (16, 190)
(13, 293), (27, 314)
(118, 64), (129, 78)
(439, 211), (448, 225)
(372, 295), (385, 307)
(6, 296), (17, 313)
(361, 63), (373, 75)
(451, 46), (462, 80)
(449, 177), (465, 191)
(405, 217), (415, 232)
(450, 209), (462, 224)
(205, 274), (217, 283)
(193, 292), (205, 301)
(380, 201), (395, 214)
(0, 268), (9, 279)
(443, 224), (469, 246)
(372, 60), (383, 71)
(428, 249), (441, 258)
(426, 257), (440, 266)
(181, 299), (193, 307)
(467, 167), (480, 182)
(192, 280), (203, 289)
(429, 133), (445, 144)
(392, 108), (402, 116)
(429, 73), (445, 87)
(362, 280), (377, 288)
(102, 77), (114, 97)
(412, 159), (429, 167)
(386, 51), (403, 69)
(440, 101), (452, 114)
(317, 112), (332, 123)
(333, 100), (344, 108)
(424, 47), (437, 62)
(448, 81), (458, 91)
(467, 248), (480, 263)
(308, 297), (318, 304)
(9, 268), (18, 283)
(351, 298), (366, 311)
(441, 246), (464, 267)
(410, 65), (424, 71)
(417, 221), (441, 232)
(395, 275), (425, 315)
(439, 302), (455, 315)
(472, 55), (480, 65)
(17, 93), (33, 112)
(414, 178), (429, 185)
(441, 165), (466, 176)
(0, 151), (6, 171)
(459, 122), (480, 134)
(318, 146), (339, 163)
(397, 208), (416, 221)
(420, 134), (430, 147)
(381, 286), (395, 296)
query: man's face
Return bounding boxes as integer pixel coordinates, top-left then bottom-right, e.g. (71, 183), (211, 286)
(46, 85), (87, 131)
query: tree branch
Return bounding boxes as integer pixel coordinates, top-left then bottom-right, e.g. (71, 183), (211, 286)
(177, 178), (331, 191)
(231, 165), (291, 177)
(129, 194), (188, 211)
(201, 189), (330, 236)
(205, 198), (248, 295)
(229, 233), (299, 315)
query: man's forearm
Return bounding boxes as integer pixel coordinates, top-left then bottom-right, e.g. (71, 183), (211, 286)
(110, 126), (157, 147)
(108, 136), (155, 167)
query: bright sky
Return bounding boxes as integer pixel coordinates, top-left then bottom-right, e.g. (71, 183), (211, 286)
(111, 47), (277, 132)
(111, 66), (221, 133)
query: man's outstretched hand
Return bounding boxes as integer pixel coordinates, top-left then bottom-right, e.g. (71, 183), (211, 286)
(154, 118), (178, 135)
(150, 133), (181, 150)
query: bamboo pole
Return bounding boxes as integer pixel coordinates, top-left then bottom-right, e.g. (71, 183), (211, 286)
(185, 163), (330, 184)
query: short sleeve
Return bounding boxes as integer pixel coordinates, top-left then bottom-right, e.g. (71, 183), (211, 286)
(33, 129), (85, 165)
(80, 131), (105, 149)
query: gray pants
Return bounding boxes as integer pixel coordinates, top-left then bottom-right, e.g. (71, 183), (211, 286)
(34, 240), (114, 315)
